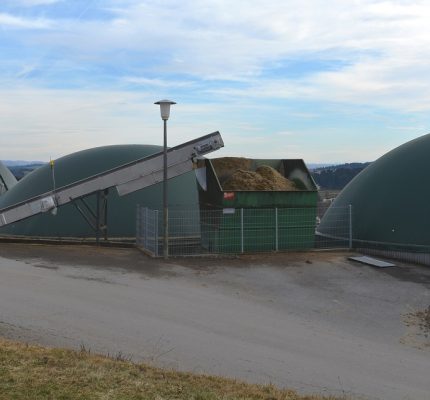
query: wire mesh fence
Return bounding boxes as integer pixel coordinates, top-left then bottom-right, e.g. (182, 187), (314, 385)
(136, 206), (159, 257)
(352, 238), (430, 266)
(137, 206), (352, 257)
(315, 204), (352, 249)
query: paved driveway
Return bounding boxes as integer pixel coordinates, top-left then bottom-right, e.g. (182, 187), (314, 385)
(0, 244), (429, 399)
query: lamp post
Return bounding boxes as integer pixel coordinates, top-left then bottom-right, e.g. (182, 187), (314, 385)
(154, 99), (176, 258)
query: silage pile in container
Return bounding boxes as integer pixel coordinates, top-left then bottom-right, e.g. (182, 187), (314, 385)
(211, 157), (298, 191)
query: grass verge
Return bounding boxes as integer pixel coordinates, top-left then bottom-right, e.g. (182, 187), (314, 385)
(0, 337), (344, 400)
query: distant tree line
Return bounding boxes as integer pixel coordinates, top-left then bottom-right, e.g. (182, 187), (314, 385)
(9, 163), (44, 180)
(8, 161), (370, 189)
(310, 162), (371, 190)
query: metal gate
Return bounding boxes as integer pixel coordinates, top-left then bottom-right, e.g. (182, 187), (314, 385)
(136, 207), (159, 256)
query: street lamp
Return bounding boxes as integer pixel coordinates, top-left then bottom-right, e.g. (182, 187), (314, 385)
(154, 99), (176, 258)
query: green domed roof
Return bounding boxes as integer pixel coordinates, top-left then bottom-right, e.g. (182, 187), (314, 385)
(319, 133), (430, 249)
(0, 145), (198, 238)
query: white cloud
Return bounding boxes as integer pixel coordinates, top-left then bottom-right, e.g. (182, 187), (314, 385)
(8, 0), (62, 6)
(0, 87), (234, 160)
(0, 85), (419, 163)
(275, 131), (296, 136)
(122, 76), (194, 88)
(16, 0), (425, 111)
(206, 52), (430, 112)
(16, 64), (38, 78)
(2, 1), (430, 162)
(0, 13), (53, 29)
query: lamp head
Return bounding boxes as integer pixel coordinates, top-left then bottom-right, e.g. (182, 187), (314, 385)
(154, 99), (176, 120)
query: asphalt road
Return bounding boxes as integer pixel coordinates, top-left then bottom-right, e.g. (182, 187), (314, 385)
(0, 244), (429, 399)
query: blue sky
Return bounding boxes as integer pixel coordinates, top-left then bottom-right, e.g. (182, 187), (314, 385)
(1, 0), (429, 163)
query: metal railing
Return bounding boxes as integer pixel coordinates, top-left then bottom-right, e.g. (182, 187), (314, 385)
(136, 206), (352, 257)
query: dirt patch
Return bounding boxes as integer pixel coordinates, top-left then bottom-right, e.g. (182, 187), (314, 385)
(402, 306), (430, 350)
(0, 242), (353, 271)
(33, 264), (59, 270)
(408, 306), (430, 334)
(0, 243), (173, 278)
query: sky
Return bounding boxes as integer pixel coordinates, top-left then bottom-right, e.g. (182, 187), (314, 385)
(0, 0), (429, 163)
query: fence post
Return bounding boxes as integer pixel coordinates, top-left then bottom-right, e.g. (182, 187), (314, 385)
(155, 210), (159, 257)
(349, 204), (352, 249)
(275, 207), (279, 252)
(144, 207), (148, 249)
(136, 205), (140, 245)
(241, 208), (244, 253)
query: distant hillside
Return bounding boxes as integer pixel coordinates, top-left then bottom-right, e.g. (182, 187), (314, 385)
(8, 163), (44, 180)
(311, 162), (371, 190)
(306, 163), (335, 169)
(2, 160), (43, 167)
(3, 160), (371, 188)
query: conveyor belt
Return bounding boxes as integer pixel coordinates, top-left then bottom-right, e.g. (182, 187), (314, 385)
(0, 132), (223, 227)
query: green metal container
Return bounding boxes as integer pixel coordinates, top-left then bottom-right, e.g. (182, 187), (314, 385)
(198, 158), (318, 253)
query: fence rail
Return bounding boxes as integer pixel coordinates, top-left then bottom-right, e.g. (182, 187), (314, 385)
(137, 206), (352, 257)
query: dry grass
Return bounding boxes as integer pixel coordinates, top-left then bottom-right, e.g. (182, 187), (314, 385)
(222, 166), (298, 191)
(0, 337), (344, 400)
(211, 157), (253, 186)
(211, 157), (299, 191)
(223, 169), (272, 191)
(255, 166), (298, 191)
